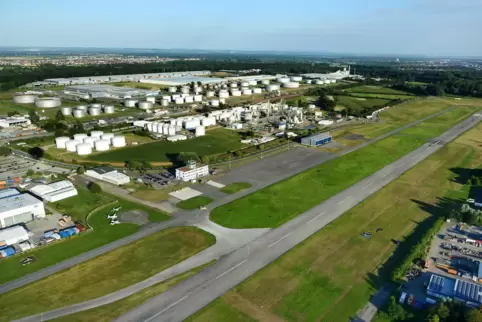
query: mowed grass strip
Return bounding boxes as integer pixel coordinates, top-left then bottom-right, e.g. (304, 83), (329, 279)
(211, 105), (478, 228)
(177, 196), (214, 210)
(334, 95), (390, 112)
(0, 188), (169, 284)
(0, 227), (215, 322)
(190, 123), (482, 322)
(345, 85), (414, 96)
(88, 128), (245, 162)
(220, 182), (252, 194)
(51, 262), (214, 322)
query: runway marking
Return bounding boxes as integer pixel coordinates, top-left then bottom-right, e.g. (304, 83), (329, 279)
(383, 172), (390, 177)
(396, 163), (404, 168)
(411, 155), (417, 160)
(144, 295), (188, 322)
(307, 212), (326, 224)
(363, 183), (372, 189)
(215, 260), (247, 280)
(338, 196), (352, 205)
(268, 232), (292, 248)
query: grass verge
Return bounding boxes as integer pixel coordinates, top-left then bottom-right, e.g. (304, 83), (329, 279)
(177, 196), (214, 210)
(220, 182), (253, 194)
(0, 227), (215, 322)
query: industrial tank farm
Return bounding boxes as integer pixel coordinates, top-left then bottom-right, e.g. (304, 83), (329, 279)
(35, 97), (61, 108)
(13, 93), (38, 104)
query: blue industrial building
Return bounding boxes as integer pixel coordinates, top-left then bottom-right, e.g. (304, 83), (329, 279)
(427, 274), (482, 307)
(301, 132), (332, 147)
(475, 188), (482, 208)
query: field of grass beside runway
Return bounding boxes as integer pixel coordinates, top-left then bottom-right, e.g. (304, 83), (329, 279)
(210, 105), (478, 228)
(0, 187), (169, 284)
(0, 227), (215, 322)
(177, 195), (214, 210)
(334, 95), (391, 113)
(345, 85), (414, 96)
(190, 123), (482, 322)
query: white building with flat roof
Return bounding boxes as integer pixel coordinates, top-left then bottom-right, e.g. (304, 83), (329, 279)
(85, 166), (130, 186)
(0, 226), (29, 246)
(0, 190), (45, 228)
(175, 160), (209, 182)
(0, 117), (31, 128)
(29, 180), (78, 202)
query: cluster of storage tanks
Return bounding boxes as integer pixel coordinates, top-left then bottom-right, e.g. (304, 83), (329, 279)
(61, 104), (115, 118)
(312, 79), (336, 85)
(144, 115), (216, 138)
(13, 93), (63, 108)
(55, 131), (126, 156)
(145, 122), (177, 136)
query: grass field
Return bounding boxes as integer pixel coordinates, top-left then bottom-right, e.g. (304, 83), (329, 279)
(51, 262), (214, 322)
(0, 187), (169, 284)
(334, 95), (391, 113)
(345, 85), (414, 96)
(177, 196), (214, 210)
(190, 122), (482, 322)
(210, 104), (479, 228)
(0, 227), (215, 322)
(220, 182), (252, 194)
(87, 128), (245, 162)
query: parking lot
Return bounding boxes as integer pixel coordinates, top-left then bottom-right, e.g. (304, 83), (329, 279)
(139, 171), (175, 188)
(0, 155), (70, 181)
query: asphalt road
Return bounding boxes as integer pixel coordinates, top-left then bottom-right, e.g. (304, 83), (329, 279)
(0, 105), (468, 296)
(114, 114), (481, 322)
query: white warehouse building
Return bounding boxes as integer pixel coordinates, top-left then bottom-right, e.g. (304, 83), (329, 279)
(175, 160), (209, 182)
(29, 180), (78, 202)
(85, 166), (130, 186)
(0, 188), (45, 228)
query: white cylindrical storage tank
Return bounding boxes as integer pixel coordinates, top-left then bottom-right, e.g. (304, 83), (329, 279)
(194, 95), (203, 102)
(163, 124), (170, 135)
(76, 143), (92, 156)
(277, 77), (290, 83)
(65, 140), (81, 152)
(176, 119), (183, 126)
(76, 105), (88, 111)
(35, 97), (61, 108)
(89, 107), (101, 116)
(193, 87), (202, 94)
(195, 126), (205, 137)
(138, 101), (153, 110)
(90, 103), (102, 108)
(175, 97), (184, 104)
(181, 87), (190, 94)
(184, 96), (194, 103)
(283, 82), (300, 88)
(13, 94), (38, 104)
(146, 122), (153, 132)
(124, 99), (138, 107)
(73, 109), (85, 118)
(161, 99), (169, 107)
(94, 139), (110, 151)
(90, 130), (104, 139)
(248, 80), (257, 86)
(290, 76), (302, 82)
(55, 136), (70, 149)
(241, 81), (249, 87)
(266, 84), (280, 91)
(219, 92), (229, 98)
(315, 80), (324, 85)
(172, 94), (181, 99)
(253, 88), (262, 94)
(230, 83), (238, 88)
(206, 91), (215, 97)
(146, 96), (156, 103)
(73, 133), (88, 141)
(306, 80), (312, 84)
(112, 135), (126, 147)
(331, 79), (337, 84)
(168, 126), (176, 136)
(168, 87), (177, 93)
(231, 90), (241, 96)
(170, 119), (176, 126)
(242, 89), (252, 95)
(201, 117), (216, 126)
(61, 107), (72, 116)
(181, 93), (189, 98)
(261, 79), (270, 85)
(103, 105), (115, 114)
(220, 98), (226, 104)
(101, 133), (115, 142)
(83, 136), (97, 148)
(162, 95), (171, 100)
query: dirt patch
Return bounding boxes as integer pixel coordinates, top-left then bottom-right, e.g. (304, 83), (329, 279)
(224, 293), (286, 322)
(344, 134), (367, 141)
(118, 210), (149, 225)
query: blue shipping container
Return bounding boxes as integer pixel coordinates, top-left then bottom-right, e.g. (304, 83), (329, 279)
(3, 247), (15, 256)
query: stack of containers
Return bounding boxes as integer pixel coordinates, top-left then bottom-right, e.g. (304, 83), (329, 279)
(59, 227), (80, 238)
(0, 247), (15, 258)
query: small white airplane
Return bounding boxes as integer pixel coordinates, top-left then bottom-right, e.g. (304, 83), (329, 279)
(199, 206), (207, 210)
(107, 214), (118, 220)
(111, 206), (121, 212)
(110, 220), (120, 225)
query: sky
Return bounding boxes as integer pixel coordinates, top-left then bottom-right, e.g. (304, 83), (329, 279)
(0, 0), (481, 57)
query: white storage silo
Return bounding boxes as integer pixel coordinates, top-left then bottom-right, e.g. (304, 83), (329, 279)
(163, 124), (170, 135)
(175, 97), (184, 104)
(231, 90), (241, 96)
(103, 105), (115, 114)
(13, 94), (38, 104)
(331, 79), (337, 84)
(242, 89), (252, 95)
(206, 91), (215, 97)
(73, 109), (85, 118)
(94, 139), (110, 151)
(184, 96), (194, 103)
(253, 88), (262, 94)
(76, 143), (92, 156)
(193, 87), (202, 94)
(65, 140), (81, 152)
(248, 80), (257, 86)
(266, 84), (281, 91)
(90, 131), (104, 139)
(162, 95), (171, 100)
(83, 137), (97, 148)
(61, 107), (72, 116)
(146, 122), (153, 132)
(201, 117), (216, 126)
(176, 119), (183, 127)
(76, 105), (88, 111)
(283, 82), (300, 88)
(219, 92), (229, 99)
(261, 79), (270, 85)
(277, 77), (290, 83)
(290, 76), (302, 82)
(73, 133), (88, 141)
(181, 87), (190, 94)
(306, 80), (312, 84)
(138, 101), (153, 110)
(168, 126), (176, 136)
(194, 95), (203, 102)
(161, 99), (169, 107)
(89, 107), (101, 116)
(170, 119), (176, 126)
(55, 136), (70, 149)
(101, 133), (115, 142)
(195, 126), (205, 137)
(241, 81), (249, 87)
(124, 99), (138, 107)
(35, 97), (61, 108)
(112, 135), (126, 147)
(146, 96), (156, 103)
(230, 83), (238, 88)
(90, 103), (102, 108)
(315, 80), (324, 85)
(168, 87), (177, 93)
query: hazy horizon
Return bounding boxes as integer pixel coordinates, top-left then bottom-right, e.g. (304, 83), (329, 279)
(1, 0), (481, 57)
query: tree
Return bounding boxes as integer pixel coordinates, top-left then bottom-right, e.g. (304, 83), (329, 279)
(28, 146), (44, 159)
(426, 314), (440, 322)
(317, 94), (336, 111)
(201, 155), (210, 164)
(26, 169), (35, 176)
(176, 152), (200, 165)
(76, 166), (85, 174)
(465, 308), (482, 322)
(89, 182), (102, 193)
(55, 110), (65, 121)
(28, 110), (40, 124)
(7, 111), (19, 117)
(0, 146), (11, 156)
(141, 160), (152, 170)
